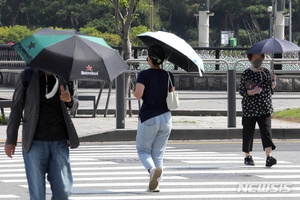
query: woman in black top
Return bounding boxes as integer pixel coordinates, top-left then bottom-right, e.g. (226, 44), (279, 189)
(239, 53), (277, 167)
(133, 45), (175, 192)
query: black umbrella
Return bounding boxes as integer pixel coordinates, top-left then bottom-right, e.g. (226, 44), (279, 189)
(13, 28), (128, 82)
(246, 38), (300, 54)
(246, 38), (300, 72)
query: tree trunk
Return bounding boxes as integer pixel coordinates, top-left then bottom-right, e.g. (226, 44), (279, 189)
(19, 10), (23, 25)
(122, 33), (132, 116)
(24, 12), (30, 27)
(6, 0), (21, 27)
(122, 36), (132, 61)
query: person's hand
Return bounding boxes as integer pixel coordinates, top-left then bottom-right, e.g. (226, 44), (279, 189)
(60, 85), (71, 103)
(272, 74), (277, 86)
(5, 144), (16, 158)
(252, 86), (262, 95)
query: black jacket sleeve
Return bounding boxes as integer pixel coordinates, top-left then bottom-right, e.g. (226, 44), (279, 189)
(6, 73), (25, 145)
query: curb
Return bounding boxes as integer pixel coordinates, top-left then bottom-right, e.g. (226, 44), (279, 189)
(77, 109), (244, 117)
(2, 129), (299, 144)
(79, 128), (300, 142)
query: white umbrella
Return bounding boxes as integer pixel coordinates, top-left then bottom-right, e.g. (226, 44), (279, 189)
(138, 31), (205, 76)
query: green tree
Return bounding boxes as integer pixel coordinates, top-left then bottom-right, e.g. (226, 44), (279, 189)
(95, 0), (142, 115)
(129, 25), (149, 46)
(3, 0), (109, 29)
(157, 0), (199, 40)
(95, 0), (141, 60)
(84, 13), (116, 33)
(133, 0), (162, 30)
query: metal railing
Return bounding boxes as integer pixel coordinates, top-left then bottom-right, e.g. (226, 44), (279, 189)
(226, 58), (300, 127)
(116, 58), (300, 129)
(117, 59), (233, 129)
(0, 44), (299, 71)
(1, 59), (300, 129)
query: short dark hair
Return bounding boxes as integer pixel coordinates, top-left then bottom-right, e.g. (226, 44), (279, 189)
(148, 45), (165, 65)
(247, 54), (265, 61)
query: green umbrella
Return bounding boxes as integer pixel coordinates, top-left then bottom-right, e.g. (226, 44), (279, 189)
(13, 28), (128, 82)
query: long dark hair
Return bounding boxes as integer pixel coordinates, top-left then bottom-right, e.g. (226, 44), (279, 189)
(148, 45), (165, 65)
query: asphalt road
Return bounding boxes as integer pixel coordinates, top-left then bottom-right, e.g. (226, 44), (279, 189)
(1, 139), (300, 200)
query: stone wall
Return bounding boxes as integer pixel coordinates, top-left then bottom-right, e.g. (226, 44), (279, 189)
(2, 72), (300, 92)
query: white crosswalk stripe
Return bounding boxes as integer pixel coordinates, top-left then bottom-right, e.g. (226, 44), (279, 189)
(0, 144), (300, 199)
(0, 195), (20, 199)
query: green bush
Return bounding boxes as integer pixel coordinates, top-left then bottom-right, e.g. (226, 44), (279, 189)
(0, 114), (8, 125)
(79, 27), (121, 46)
(0, 25), (35, 44)
(129, 25), (150, 46)
(0, 25), (151, 47)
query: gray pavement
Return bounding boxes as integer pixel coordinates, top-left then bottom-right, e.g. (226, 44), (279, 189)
(1, 140), (300, 199)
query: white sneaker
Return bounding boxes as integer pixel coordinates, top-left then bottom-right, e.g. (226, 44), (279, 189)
(148, 167), (162, 191)
(147, 186), (160, 192)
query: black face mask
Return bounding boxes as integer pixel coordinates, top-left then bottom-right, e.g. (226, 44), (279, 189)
(252, 60), (263, 68)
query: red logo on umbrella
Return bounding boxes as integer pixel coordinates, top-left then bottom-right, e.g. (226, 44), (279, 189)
(86, 65), (92, 71)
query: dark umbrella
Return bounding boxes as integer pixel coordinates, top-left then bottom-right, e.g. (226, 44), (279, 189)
(246, 38), (300, 72)
(13, 28), (128, 82)
(246, 38), (300, 54)
(137, 31), (204, 76)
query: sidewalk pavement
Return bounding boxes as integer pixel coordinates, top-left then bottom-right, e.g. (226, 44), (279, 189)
(1, 116), (299, 143)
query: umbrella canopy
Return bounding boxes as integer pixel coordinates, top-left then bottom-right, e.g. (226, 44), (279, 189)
(137, 31), (204, 76)
(13, 28), (128, 82)
(246, 38), (300, 54)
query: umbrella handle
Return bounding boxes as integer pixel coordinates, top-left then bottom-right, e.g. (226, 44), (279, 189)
(163, 51), (173, 68)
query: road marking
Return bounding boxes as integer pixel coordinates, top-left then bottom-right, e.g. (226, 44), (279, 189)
(0, 195), (20, 199)
(72, 145), (176, 151)
(184, 160), (290, 163)
(3, 145), (173, 148)
(67, 153), (227, 157)
(0, 157), (99, 160)
(0, 158), (98, 162)
(0, 176), (186, 183)
(0, 160), (117, 164)
(257, 175), (300, 179)
(165, 156), (264, 160)
(68, 194), (300, 199)
(72, 149), (197, 153)
(19, 181), (300, 189)
(46, 187), (300, 194)
(168, 140), (300, 145)
(0, 154), (247, 161)
(7, 169), (299, 178)
(71, 162), (118, 165)
(0, 150), (195, 156)
(0, 164), (299, 173)
(0, 152), (220, 156)
(0, 164), (24, 168)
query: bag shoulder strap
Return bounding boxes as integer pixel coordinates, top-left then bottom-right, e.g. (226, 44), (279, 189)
(166, 71), (174, 93)
(23, 67), (33, 90)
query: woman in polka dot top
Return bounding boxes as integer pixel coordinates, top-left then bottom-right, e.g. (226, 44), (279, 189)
(239, 53), (277, 167)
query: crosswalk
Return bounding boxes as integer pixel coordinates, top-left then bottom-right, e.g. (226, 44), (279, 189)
(0, 143), (300, 199)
